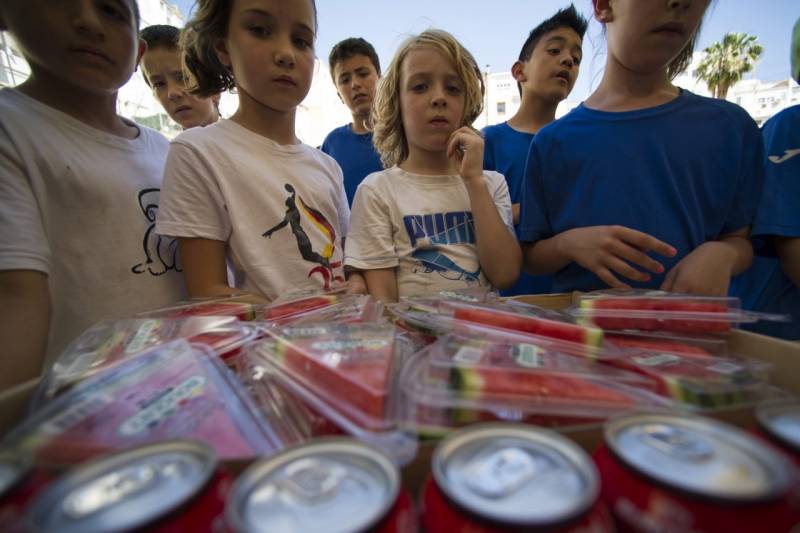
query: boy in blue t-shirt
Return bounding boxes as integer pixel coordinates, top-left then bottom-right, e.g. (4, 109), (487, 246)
(321, 38), (383, 206)
(730, 18), (800, 340)
(482, 5), (587, 296)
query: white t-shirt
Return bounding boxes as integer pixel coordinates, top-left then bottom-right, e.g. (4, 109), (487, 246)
(0, 89), (185, 363)
(156, 119), (349, 300)
(345, 166), (514, 297)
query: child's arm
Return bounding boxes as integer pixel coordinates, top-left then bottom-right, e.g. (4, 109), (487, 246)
(0, 271), (50, 390)
(178, 237), (258, 300)
(661, 227), (753, 296)
(363, 268), (398, 302)
(522, 226), (677, 289)
(776, 237), (800, 287)
(345, 270), (368, 295)
(448, 127), (521, 289)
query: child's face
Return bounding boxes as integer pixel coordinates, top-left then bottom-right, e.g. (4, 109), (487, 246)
(333, 54), (379, 119)
(599, 0), (707, 75)
(142, 47), (219, 129)
(399, 46), (466, 157)
(217, 0), (316, 113)
(0, 0), (140, 95)
(516, 27), (583, 103)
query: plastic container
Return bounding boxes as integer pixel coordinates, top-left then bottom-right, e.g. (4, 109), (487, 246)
(240, 324), (417, 464)
(5, 340), (300, 465)
(571, 289), (788, 333)
(401, 334), (671, 438)
(32, 317), (259, 407)
(389, 303), (618, 360)
(258, 295), (384, 327)
(603, 329), (730, 358)
(601, 347), (776, 409)
(137, 297), (262, 321)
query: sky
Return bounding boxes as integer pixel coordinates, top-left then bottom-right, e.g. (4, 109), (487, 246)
(172, 0), (800, 101)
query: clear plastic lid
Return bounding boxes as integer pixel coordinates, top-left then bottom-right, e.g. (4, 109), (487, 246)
(604, 330), (729, 358)
(137, 297), (262, 321)
(240, 324), (418, 464)
(571, 289), (789, 333)
(601, 348), (775, 409)
(400, 334), (671, 437)
(6, 340), (301, 465)
(389, 302), (618, 360)
(33, 317), (258, 406)
(258, 295), (384, 327)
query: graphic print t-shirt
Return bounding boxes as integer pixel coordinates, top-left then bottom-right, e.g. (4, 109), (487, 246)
(345, 167), (513, 297)
(156, 119), (349, 300)
(0, 89), (184, 363)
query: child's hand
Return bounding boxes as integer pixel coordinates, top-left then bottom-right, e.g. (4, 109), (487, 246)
(660, 241), (736, 296)
(447, 127), (484, 183)
(560, 225), (677, 289)
(345, 272), (368, 295)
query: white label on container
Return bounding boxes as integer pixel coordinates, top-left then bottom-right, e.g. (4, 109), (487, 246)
(512, 344), (543, 368)
(454, 346), (483, 365)
(633, 353), (681, 367)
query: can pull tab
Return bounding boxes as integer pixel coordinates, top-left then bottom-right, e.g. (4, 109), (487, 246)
(640, 424), (714, 463)
(62, 463), (160, 518)
(465, 447), (541, 499)
(282, 458), (349, 503)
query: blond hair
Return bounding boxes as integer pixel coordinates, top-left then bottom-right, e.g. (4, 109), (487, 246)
(371, 29), (484, 168)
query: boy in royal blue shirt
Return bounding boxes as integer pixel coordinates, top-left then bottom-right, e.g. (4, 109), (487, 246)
(482, 5), (587, 295)
(730, 17), (800, 340)
(321, 38), (383, 206)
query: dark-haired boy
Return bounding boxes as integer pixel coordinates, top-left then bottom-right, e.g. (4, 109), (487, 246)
(482, 4), (588, 295)
(321, 37), (383, 206)
(0, 0), (183, 390)
(140, 24), (219, 130)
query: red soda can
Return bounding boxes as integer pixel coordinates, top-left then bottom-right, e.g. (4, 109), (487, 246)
(422, 423), (614, 532)
(0, 450), (52, 532)
(25, 440), (231, 533)
(594, 411), (800, 532)
(225, 437), (416, 532)
(756, 400), (800, 467)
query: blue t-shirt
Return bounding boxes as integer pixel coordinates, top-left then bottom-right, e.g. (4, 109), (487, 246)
(321, 124), (383, 206)
(483, 121), (552, 295)
(519, 90), (763, 293)
(730, 105), (800, 340)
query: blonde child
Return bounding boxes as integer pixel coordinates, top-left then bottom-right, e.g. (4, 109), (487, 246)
(345, 29), (521, 302)
(156, 0), (364, 300)
(520, 0), (761, 297)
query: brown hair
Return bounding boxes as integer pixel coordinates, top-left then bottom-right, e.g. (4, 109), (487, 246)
(181, 0), (318, 98)
(371, 29), (484, 168)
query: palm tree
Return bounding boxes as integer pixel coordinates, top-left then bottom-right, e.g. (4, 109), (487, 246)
(696, 33), (764, 100)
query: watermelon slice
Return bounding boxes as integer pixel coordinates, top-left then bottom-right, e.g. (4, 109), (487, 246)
(604, 335), (713, 359)
(262, 294), (340, 323)
(577, 294), (733, 333)
(271, 325), (398, 429)
(603, 350), (769, 408)
(447, 302), (604, 348)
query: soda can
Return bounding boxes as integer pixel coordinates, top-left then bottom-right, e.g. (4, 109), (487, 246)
(422, 423), (613, 532)
(756, 399), (800, 466)
(25, 439), (230, 533)
(226, 437), (415, 532)
(595, 411), (800, 532)
(0, 450), (52, 532)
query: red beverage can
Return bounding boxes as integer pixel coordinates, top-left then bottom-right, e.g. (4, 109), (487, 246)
(422, 423), (614, 532)
(25, 440), (231, 533)
(225, 437), (416, 532)
(594, 411), (800, 532)
(0, 450), (53, 532)
(756, 400), (800, 467)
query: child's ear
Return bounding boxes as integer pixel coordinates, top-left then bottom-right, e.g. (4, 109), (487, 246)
(593, 0), (613, 23)
(214, 39), (231, 68)
(136, 39), (147, 72)
(511, 61), (526, 83)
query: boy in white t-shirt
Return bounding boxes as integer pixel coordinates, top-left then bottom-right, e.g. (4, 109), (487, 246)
(346, 30), (521, 301)
(0, 0), (184, 390)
